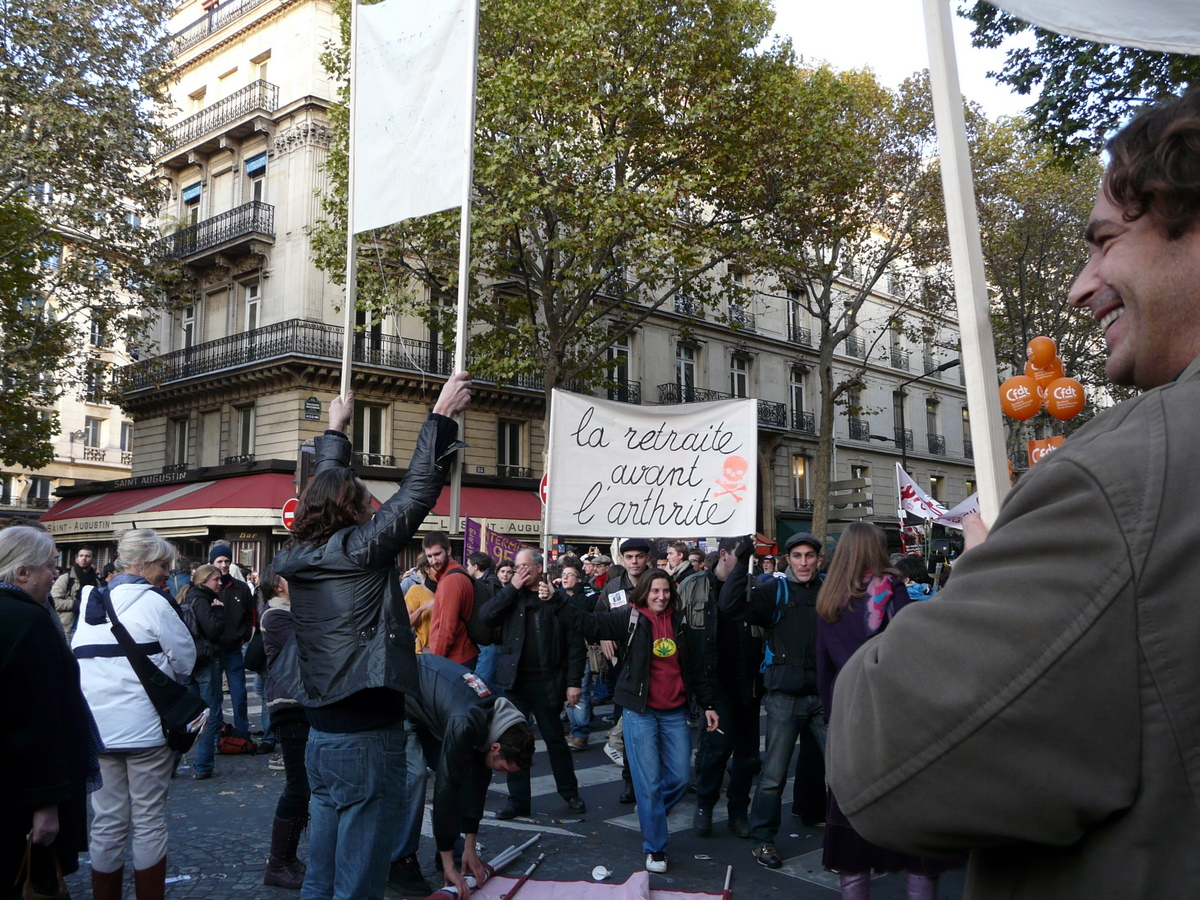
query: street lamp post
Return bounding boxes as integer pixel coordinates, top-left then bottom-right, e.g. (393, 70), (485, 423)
(896, 358), (961, 473)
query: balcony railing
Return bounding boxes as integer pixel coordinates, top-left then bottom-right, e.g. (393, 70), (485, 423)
(923, 357), (943, 378)
(728, 308), (756, 332)
(353, 452), (395, 467)
(788, 324), (813, 347)
(792, 409), (816, 434)
(674, 295), (703, 317)
(848, 417), (872, 441)
(928, 433), (946, 456)
(890, 348), (910, 370)
(153, 201), (274, 260)
(657, 383), (786, 428)
(161, 464), (187, 474)
(0, 497), (51, 510)
(224, 454), (256, 465)
(791, 498), (815, 512)
(497, 465), (535, 479)
(893, 427), (914, 450)
(83, 446), (106, 461)
(169, 0), (273, 56)
(844, 335), (866, 358)
(964, 439), (974, 459)
(157, 80), (280, 156)
(608, 381), (641, 404)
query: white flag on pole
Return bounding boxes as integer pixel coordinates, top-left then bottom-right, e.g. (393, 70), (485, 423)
(546, 390), (758, 538)
(934, 492), (980, 531)
(351, 0), (474, 233)
(987, 0), (1200, 54)
(896, 463), (948, 520)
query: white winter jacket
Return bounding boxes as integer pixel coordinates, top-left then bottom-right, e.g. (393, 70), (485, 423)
(73, 578), (196, 750)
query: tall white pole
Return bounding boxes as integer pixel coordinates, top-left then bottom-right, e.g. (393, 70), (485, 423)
(340, 0), (363, 402)
(448, 0), (481, 537)
(922, 0), (1009, 525)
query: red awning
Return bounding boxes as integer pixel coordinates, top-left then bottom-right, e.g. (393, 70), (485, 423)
(432, 485), (541, 521)
(145, 473), (296, 512)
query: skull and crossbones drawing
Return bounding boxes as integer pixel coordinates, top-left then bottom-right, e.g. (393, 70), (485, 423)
(714, 454), (749, 502)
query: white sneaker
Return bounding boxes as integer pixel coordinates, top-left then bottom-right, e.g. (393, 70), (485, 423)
(604, 742), (624, 767)
(646, 852), (668, 874)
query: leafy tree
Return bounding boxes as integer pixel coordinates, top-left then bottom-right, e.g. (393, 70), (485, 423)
(738, 68), (952, 541)
(312, 0), (797, 402)
(0, 0), (172, 467)
(972, 117), (1123, 455)
(961, 1), (1200, 157)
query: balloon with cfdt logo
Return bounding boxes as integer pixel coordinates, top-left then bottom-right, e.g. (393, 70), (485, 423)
(1044, 377), (1086, 420)
(1024, 357), (1065, 398)
(999, 375), (1041, 420)
(1026, 336), (1058, 368)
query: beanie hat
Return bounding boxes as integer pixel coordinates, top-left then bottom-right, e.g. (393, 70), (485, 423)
(210, 543), (233, 564)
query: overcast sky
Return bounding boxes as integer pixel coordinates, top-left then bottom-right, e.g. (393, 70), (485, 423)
(769, 0), (1033, 119)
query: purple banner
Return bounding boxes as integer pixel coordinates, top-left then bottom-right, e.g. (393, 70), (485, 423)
(464, 517), (536, 564)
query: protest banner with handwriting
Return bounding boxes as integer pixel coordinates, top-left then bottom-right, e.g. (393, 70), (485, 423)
(546, 390), (757, 537)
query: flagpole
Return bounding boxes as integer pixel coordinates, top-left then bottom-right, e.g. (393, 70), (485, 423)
(340, 0), (363, 402)
(448, 0), (481, 537)
(921, 0), (1008, 526)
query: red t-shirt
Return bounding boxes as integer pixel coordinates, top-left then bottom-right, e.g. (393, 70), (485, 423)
(646, 607), (686, 710)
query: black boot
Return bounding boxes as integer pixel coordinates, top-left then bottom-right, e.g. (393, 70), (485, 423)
(263, 815), (307, 889)
(387, 855), (434, 896)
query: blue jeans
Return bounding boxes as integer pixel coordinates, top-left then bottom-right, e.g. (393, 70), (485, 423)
(192, 658), (220, 775)
(473, 644), (501, 696)
(303, 723), (407, 900)
(392, 722), (428, 862)
(623, 706), (691, 853)
(749, 691), (826, 843)
(567, 659), (594, 738)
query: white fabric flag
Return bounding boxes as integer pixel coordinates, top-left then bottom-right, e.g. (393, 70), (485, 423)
(935, 492), (981, 531)
(546, 390), (758, 538)
(896, 463), (948, 520)
(351, 0), (473, 233)
(987, 0), (1200, 54)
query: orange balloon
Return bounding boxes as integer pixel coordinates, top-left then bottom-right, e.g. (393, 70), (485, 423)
(1025, 358), (1066, 398)
(1026, 336), (1058, 367)
(999, 375), (1041, 420)
(1044, 377), (1086, 420)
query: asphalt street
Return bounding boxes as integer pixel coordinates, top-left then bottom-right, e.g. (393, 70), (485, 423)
(62, 698), (966, 899)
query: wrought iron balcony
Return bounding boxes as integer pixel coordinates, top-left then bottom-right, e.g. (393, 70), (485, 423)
(964, 439), (974, 459)
(169, 0), (273, 56)
(844, 336), (866, 358)
(792, 498), (815, 512)
(674, 294), (703, 317)
(657, 383), (785, 427)
(224, 454), (256, 465)
(928, 433), (946, 456)
(788, 324), (813, 347)
(157, 80), (280, 160)
(848, 417), (872, 441)
(893, 427), (914, 450)
(120, 319), (456, 393)
(792, 409), (816, 434)
(890, 348), (910, 370)
(608, 381), (641, 404)
(728, 308), (756, 332)
(497, 465), (535, 479)
(923, 357), (943, 378)
(0, 496), (51, 510)
(161, 464), (187, 474)
(153, 201), (274, 262)
(353, 452), (395, 467)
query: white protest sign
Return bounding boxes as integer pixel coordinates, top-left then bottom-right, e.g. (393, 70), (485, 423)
(546, 390), (757, 538)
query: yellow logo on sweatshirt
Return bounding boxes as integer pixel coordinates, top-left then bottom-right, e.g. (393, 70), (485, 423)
(652, 637), (677, 658)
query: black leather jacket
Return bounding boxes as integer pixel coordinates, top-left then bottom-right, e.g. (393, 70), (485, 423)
(479, 583), (585, 694)
(272, 415), (457, 707)
(678, 568), (764, 705)
(551, 596), (714, 714)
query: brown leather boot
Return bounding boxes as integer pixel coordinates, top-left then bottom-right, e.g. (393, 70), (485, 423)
(263, 815), (307, 889)
(91, 866), (124, 900)
(134, 857), (166, 900)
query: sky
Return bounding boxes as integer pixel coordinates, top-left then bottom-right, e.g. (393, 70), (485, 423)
(769, 0), (1033, 120)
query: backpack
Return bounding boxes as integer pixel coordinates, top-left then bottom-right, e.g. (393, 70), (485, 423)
(217, 723), (257, 755)
(444, 569), (498, 647)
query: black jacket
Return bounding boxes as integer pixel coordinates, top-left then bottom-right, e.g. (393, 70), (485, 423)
(678, 569), (764, 705)
(479, 583), (585, 694)
(272, 415), (457, 708)
(191, 580), (252, 654)
(404, 655), (517, 852)
(551, 596), (714, 714)
(719, 559), (820, 697)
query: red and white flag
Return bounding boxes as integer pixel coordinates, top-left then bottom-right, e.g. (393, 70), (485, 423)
(896, 463), (948, 520)
(935, 493), (980, 531)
